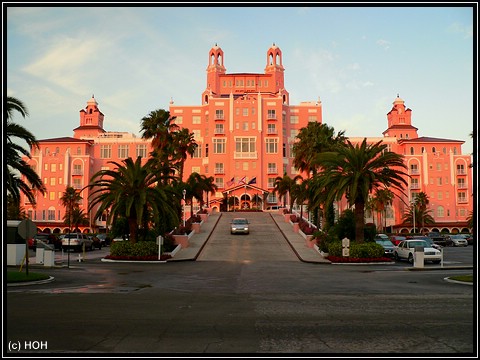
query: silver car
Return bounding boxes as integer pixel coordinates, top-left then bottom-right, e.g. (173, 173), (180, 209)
(230, 218), (250, 235)
(449, 234), (469, 247)
(394, 239), (442, 264)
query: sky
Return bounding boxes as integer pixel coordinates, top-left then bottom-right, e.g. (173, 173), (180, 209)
(5, 3), (475, 156)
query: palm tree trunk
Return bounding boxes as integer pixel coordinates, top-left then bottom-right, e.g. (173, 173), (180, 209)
(354, 201), (365, 243)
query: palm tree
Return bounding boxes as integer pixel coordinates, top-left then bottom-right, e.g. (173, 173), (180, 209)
(292, 122), (346, 176)
(140, 109), (179, 182)
(87, 156), (179, 244)
(316, 138), (409, 243)
(373, 188), (394, 233)
(7, 193), (26, 220)
(402, 204), (435, 230)
(60, 186), (83, 233)
(414, 191), (430, 232)
(6, 96), (46, 205)
(70, 207), (90, 232)
(172, 128), (198, 182)
(198, 174), (218, 209)
(293, 122), (346, 227)
(290, 178), (307, 220)
(273, 174), (302, 209)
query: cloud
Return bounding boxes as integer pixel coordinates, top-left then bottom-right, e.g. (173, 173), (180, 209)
(376, 39), (390, 50)
(447, 22), (473, 39)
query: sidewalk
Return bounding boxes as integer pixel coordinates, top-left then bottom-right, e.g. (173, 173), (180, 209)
(170, 211), (330, 263)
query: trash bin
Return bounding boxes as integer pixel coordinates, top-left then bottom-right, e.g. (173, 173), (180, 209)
(43, 244), (55, 267)
(413, 246), (424, 268)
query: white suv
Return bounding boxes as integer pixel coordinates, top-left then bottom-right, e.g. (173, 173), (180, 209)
(61, 233), (94, 252)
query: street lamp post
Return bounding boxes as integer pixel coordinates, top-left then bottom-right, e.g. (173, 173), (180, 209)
(411, 199), (416, 234)
(182, 189), (186, 228)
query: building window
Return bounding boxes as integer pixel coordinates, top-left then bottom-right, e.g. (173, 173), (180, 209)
(243, 108), (248, 116)
(192, 116), (201, 124)
(76, 147), (81, 155)
(456, 164), (465, 175)
(457, 178), (466, 189)
(243, 122), (249, 131)
(215, 177), (224, 189)
(50, 177), (56, 186)
(308, 116), (317, 122)
(267, 109), (276, 119)
(437, 206), (444, 217)
(290, 115), (299, 124)
(265, 138), (278, 154)
(410, 164), (418, 174)
(437, 177), (442, 186)
(174, 116), (183, 124)
(410, 147), (414, 155)
(267, 124), (277, 134)
(100, 145), (111, 159)
(49, 192), (55, 201)
(215, 124), (224, 135)
(118, 145), (129, 159)
(193, 144), (202, 158)
(214, 163), (224, 174)
(290, 129), (298, 138)
(267, 163), (277, 174)
(411, 178), (419, 189)
(192, 166), (201, 173)
(44, 163), (48, 171)
(73, 164), (82, 175)
(59, 177), (62, 185)
(235, 137), (256, 158)
(267, 178), (276, 188)
(48, 210), (55, 221)
(216, 110), (224, 120)
(73, 179), (82, 189)
(51, 163), (56, 172)
(136, 144), (147, 158)
(252, 108), (255, 115)
(458, 192), (467, 203)
(213, 139), (226, 154)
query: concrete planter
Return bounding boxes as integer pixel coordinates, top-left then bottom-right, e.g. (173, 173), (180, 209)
(290, 221), (300, 233)
(172, 230), (194, 248)
(192, 222), (202, 234)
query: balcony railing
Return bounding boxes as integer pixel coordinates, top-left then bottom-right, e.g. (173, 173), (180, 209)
(410, 183), (420, 189)
(267, 114), (277, 120)
(409, 169), (419, 175)
(456, 169), (466, 175)
(267, 129), (278, 135)
(215, 114), (225, 120)
(267, 168), (278, 174)
(72, 169), (83, 175)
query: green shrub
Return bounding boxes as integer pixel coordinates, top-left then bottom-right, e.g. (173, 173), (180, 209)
(110, 240), (159, 257)
(324, 240), (384, 258)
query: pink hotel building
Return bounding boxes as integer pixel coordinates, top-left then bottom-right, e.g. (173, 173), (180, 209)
(20, 44), (473, 235)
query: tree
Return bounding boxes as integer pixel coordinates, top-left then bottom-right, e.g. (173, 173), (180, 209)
(293, 122), (346, 227)
(273, 174), (302, 209)
(6, 96), (46, 205)
(60, 186), (83, 233)
(414, 191), (430, 232)
(7, 193), (26, 220)
(402, 204), (435, 231)
(373, 188), (394, 233)
(87, 157), (179, 244)
(315, 138), (408, 243)
(171, 128), (198, 182)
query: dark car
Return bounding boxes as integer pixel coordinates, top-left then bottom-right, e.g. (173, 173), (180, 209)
(33, 233), (61, 250)
(410, 235), (442, 250)
(88, 235), (103, 249)
(374, 236), (396, 257)
(426, 232), (453, 247)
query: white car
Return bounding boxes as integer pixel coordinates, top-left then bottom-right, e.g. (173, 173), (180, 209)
(230, 218), (250, 235)
(394, 239), (442, 264)
(448, 234), (468, 247)
(61, 233), (94, 252)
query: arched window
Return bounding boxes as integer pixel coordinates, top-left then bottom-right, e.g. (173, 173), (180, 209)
(432, 147), (436, 153)
(410, 147), (414, 155)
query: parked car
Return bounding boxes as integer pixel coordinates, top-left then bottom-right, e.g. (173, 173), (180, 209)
(409, 235), (442, 250)
(374, 236), (396, 257)
(394, 239), (442, 264)
(95, 233), (111, 246)
(426, 232), (453, 247)
(456, 233), (473, 245)
(448, 234), (469, 247)
(87, 235), (103, 249)
(230, 218), (250, 234)
(61, 233), (94, 252)
(34, 233), (62, 250)
(389, 235), (407, 246)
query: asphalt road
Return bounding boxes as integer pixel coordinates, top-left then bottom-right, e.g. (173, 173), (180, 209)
(5, 213), (475, 356)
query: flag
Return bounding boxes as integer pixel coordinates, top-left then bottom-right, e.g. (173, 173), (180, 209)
(227, 177), (235, 187)
(238, 176), (246, 185)
(248, 177), (256, 185)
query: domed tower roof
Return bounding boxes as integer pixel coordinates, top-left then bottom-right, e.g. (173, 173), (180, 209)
(87, 94), (98, 107)
(393, 94), (404, 105)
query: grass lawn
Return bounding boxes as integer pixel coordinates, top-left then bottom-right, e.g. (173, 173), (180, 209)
(448, 274), (473, 283)
(7, 271), (50, 283)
